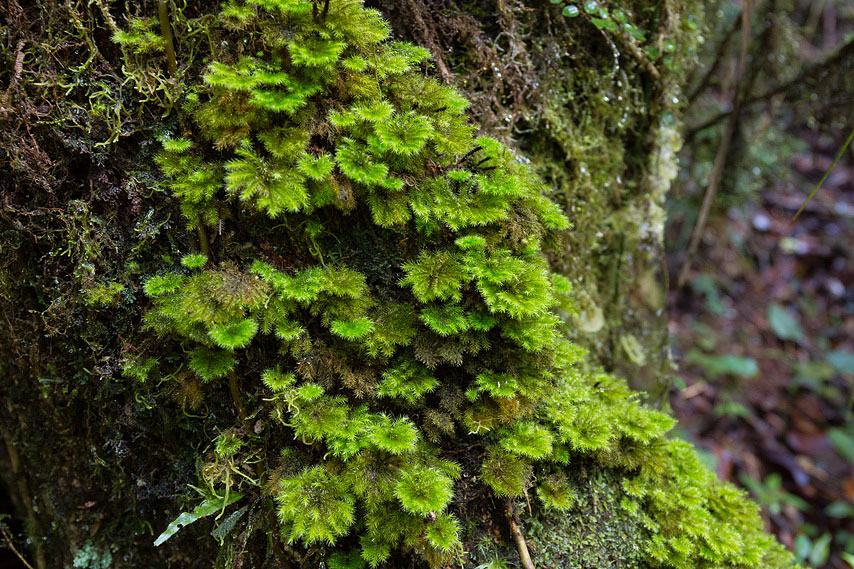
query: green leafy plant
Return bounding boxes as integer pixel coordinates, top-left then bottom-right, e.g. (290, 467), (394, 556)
(738, 473), (809, 516)
(154, 492), (244, 546)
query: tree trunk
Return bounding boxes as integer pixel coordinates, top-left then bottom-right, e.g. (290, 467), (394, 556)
(0, 2), (796, 569)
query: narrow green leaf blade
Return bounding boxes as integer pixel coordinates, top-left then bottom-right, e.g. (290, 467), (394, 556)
(154, 493), (243, 546)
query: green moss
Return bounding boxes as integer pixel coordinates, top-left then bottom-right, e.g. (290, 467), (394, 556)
(525, 467), (649, 569)
(140, 0), (801, 531)
(0, 1), (801, 568)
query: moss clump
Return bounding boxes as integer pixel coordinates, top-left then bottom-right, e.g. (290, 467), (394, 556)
(123, 1), (803, 568)
(0, 1), (801, 568)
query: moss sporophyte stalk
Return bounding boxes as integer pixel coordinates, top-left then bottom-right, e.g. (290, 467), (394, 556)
(121, 1), (802, 568)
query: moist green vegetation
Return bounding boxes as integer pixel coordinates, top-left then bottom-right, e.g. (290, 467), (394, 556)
(117, 1), (800, 568)
(0, 1), (799, 568)
(525, 466), (648, 569)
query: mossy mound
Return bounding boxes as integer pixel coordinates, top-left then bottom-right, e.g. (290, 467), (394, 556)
(0, 1), (801, 569)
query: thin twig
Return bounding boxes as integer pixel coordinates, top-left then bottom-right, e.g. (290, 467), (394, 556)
(687, 12), (742, 104)
(678, 1), (752, 288)
(227, 372), (249, 428)
(196, 224), (212, 260)
(1, 528), (37, 569)
(504, 500), (535, 569)
(0, 423), (46, 569)
(792, 126), (854, 221)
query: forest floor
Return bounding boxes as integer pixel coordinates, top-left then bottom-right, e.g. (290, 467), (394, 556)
(667, 137), (854, 569)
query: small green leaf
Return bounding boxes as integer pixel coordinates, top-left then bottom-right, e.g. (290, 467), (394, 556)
(591, 17), (618, 31)
(794, 534), (811, 560)
(211, 505), (248, 544)
(842, 552), (854, 568)
(809, 533), (831, 567)
(622, 22), (647, 41)
(690, 274), (725, 315)
(828, 426), (854, 464)
(768, 303), (803, 342)
(686, 350), (758, 379)
(827, 350), (854, 373)
(154, 493), (243, 546)
(825, 500), (854, 518)
(562, 5), (580, 17)
(583, 0), (598, 14)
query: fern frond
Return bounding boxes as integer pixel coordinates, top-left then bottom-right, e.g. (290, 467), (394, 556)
(420, 305), (470, 336)
(499, 421), (554, 459)
(289, 38), (346, 67)
(336, 139), (388, 186)
(189, 346), (236, 381)
(378, 361), (438, 403)
(369, 415), (419, 454)
(331, 317), (374, 340)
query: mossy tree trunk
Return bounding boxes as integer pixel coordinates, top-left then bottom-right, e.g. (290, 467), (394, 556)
(1, 2), (796, 569)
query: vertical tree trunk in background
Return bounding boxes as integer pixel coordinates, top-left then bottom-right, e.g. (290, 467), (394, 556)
(0, 2), (795, 569)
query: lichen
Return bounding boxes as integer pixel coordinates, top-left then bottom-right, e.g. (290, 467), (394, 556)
(72, 540), (113, 569)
